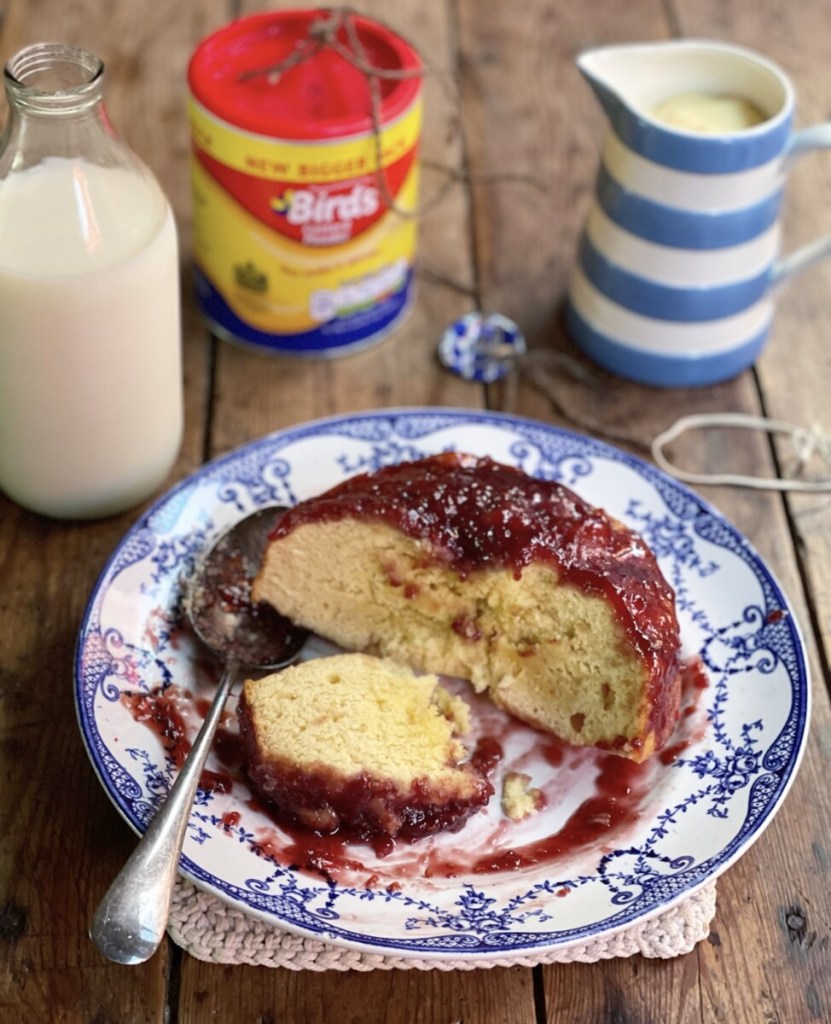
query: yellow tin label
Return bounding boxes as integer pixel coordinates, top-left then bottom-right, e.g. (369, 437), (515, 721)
(189, 97), (422, 354)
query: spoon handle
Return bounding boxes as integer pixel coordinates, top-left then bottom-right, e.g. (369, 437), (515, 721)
(90, 658), (240, 965)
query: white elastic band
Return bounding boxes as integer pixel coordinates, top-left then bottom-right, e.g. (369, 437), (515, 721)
(651, 413), (831, 492)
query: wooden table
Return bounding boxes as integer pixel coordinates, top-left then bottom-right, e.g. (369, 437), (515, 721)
(3, 0), (831, 1020)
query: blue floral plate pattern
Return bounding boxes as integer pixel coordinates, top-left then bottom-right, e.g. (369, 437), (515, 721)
(74, 408), (809, 962)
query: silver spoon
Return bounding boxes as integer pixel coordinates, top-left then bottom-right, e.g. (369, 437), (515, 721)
(90, 505), (307, 965)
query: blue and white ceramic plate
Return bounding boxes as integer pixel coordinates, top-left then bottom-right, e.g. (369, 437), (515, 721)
(75, 408), (809, 962)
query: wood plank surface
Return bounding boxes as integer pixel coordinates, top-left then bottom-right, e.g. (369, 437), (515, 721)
(1, 0), (830, 1021)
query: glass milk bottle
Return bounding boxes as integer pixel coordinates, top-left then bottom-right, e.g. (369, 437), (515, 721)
(0, 43), (183, 519)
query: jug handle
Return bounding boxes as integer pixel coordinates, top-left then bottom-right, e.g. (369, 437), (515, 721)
(771, 123), (831, 287)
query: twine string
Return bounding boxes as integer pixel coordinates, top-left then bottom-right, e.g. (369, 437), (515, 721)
(238, 6), (456, 219)
(239, 6), (426, 84)
(237, 6), (546, 222)
(651, 413), (831, 492)
(493, 349), (831, 493)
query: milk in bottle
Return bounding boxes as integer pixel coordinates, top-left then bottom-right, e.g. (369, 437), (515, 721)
(0, 44), (183, 519)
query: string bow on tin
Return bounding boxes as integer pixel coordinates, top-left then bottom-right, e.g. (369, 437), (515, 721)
(238, 6), (449, 218)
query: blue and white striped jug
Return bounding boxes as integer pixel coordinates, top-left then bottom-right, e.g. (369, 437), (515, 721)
(566, 40), (831, 387)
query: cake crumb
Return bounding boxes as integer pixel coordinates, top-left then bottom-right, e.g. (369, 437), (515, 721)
(501, 771), (543, 822)
(433, 686), (472, 734)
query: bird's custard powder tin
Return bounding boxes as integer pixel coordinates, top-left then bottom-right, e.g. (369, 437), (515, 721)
(187, 9), (422, 355)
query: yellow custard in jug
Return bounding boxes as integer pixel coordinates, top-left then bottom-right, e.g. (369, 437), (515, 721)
(652, 92), (767, 133)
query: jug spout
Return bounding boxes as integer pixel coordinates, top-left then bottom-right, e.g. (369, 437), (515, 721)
(576, 44), (646, 125)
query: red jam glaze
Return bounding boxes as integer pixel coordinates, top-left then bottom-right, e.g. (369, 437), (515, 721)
(660, 657), (710, 764)
(247, 761), (493, 843)
(470, 736), (503, 776)
(269, 452), (682, 746)
(244, 659), (708, 881)
(243, 745), (653, 880)
(465, 754), (650, 874)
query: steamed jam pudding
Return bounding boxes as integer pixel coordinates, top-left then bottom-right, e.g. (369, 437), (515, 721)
(252, 453), (682, 762)
(238, 653), (493, 839)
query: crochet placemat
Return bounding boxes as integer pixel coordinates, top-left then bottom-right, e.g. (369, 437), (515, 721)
(168, 877), (717, 971)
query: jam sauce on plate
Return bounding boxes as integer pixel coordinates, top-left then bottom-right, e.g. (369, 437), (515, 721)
(122, 656), (708, 886)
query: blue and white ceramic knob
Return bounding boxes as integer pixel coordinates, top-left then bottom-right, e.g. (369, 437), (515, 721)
(438, 312), (527, 383)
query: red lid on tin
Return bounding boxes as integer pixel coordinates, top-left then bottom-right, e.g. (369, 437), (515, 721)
(188, 9), (422, 140)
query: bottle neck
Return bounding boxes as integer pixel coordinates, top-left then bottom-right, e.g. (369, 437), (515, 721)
(4, 43), (104, 118)
(0, 41), (167, 227)
(0, 42), (131, 175)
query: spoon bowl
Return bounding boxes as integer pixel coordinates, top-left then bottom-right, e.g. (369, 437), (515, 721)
(90, 504), (306, 965)
(186, 505), (307, 667)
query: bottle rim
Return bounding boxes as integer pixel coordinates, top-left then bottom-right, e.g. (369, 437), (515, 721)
(4, 43), (103, 112)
